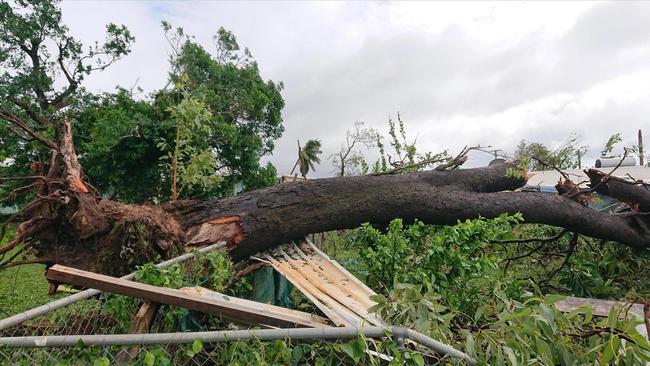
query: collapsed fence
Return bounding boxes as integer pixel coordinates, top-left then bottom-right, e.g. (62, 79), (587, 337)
(0, 242), (477, 365)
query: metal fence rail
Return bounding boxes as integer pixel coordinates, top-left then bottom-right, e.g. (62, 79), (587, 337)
(0, 326), (476, 365)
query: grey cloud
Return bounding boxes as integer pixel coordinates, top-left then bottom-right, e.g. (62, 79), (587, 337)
(269, 2), (650, 175)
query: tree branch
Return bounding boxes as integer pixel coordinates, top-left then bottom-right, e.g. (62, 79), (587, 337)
(491, 229), (568, 244)
(541, 232), (578, 285)
(23, 41), (49, 111)
(8, 96), (42, 125)
(0, 108), (58, 150)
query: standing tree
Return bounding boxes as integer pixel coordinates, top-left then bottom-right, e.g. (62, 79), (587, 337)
(330, 122), (378, 177)
(514, 134), (588, 171)
(290, 139), (322, 178)
(158, 76), (220, 201)
(67, 23), (285, 203)
(601, 133), (623, 159)
(161, 25), (285, 195)
(0, 0), (134, 198)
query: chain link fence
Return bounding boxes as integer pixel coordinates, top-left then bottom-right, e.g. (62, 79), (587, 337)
(0, 326), (472, 365)
(0, 290), (474, 365)
(0, 243), (475, 365)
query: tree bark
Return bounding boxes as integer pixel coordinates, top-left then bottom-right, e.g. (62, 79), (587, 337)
(173, 164), (650, 262)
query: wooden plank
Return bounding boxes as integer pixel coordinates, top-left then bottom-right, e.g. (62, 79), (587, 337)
(259, 242), (384, 327)
(555, 296), (645, 317)
(304, 240), (378, 302)
(292, 243), (382, 322)
(177, 287), (330, 326)
(46, 264), (329, 328)
(115, 301), (158, 365)
(128, 301), (158, 333)
(555, 296), (648, 342)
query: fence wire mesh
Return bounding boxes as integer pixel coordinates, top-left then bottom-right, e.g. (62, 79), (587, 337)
(0, 247), (467, 365)
(0, 290), (460, 365)
(0, 335), (436, 366)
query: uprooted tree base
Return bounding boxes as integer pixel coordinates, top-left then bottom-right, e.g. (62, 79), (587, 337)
(0, 119), (184, 273)
(1, 125), (650, 275)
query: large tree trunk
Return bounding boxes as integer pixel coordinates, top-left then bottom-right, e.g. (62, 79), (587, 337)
(2, 123), (649, 274)
(174, 164), (650, 262)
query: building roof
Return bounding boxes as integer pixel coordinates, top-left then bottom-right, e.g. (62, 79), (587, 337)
(527, 166), (650, 187)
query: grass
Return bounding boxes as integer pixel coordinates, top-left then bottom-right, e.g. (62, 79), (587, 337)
(0, 231), (65, 318)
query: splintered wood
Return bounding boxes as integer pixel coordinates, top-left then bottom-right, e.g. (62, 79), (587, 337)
(255, 240), (384, 327)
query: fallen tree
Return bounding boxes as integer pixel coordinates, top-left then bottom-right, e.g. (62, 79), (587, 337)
(1, 117), (649, 275)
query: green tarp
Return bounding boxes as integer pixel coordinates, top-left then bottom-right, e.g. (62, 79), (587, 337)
(252, 267), (293, 308)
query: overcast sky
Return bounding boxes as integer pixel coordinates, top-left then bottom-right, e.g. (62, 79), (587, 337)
(61, 1), (650, 176)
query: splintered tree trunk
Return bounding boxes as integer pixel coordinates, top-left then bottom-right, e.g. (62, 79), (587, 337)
(3, 121), (650, 275)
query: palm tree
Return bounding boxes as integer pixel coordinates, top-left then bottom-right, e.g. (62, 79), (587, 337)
(290, 139), (322, 178)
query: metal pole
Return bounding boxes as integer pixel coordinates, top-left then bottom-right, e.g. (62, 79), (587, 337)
(404, 328), (477, 365)
(0, 242), (225, 331)
(639, 129), (644, 166)
(0, 326), (476, 365)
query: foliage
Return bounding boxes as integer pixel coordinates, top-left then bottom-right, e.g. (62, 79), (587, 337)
(601, 133), (623, 158)
(0, 0), (134, 205)
(292, 139), (322, 178)
(514, 133), (588, 171)
(330, 122), (380, 176)
(465, 291), (650, 365)
(159, 23), (285, 197)
(157, 76), (221, 200)
(0, 0), (133, 115)
(333, 114), (455, 176)
(324, 215), (650, 364)
(373, 113), (452, 174)
(335, 215), (520, 299)
(499, 224), (650, 300)
(368, 260), (650, 365)
(1, 5), (284, 204)
(73, 90), (166, 202)
(105, 249), (240, 332)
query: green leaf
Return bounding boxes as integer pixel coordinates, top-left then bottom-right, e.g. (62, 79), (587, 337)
(601, 335), (619, 365)
(465, 333), (476, 358)
(500, 307), (531, 321)
(543, 294), (565, 305)
(92, 357), (110, 366)
(192, 338), (203, 354)
(504, 346), (517, 366)
(143, 352), (155, 366)
(291, 345), (305, 365)
(341, 340), (364, 362)
(535, 338), (553, 364)
(412, 353), (425, 366)
(607, 306), (618, 330)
